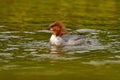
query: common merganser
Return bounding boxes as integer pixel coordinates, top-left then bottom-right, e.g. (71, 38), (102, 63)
(45, 21), (89, 46)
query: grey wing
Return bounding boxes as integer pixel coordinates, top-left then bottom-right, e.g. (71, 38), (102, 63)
(62, 33), (90, 45)
(62, 33), (86, 41)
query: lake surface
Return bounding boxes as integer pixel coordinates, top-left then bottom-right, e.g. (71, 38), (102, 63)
(0, 0), (120, 80)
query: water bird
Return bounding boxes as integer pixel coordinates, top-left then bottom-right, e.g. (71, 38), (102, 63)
(44, 21), (90, 46)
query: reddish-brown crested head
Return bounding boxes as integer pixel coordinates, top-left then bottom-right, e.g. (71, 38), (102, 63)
(46, 21), (67, 36)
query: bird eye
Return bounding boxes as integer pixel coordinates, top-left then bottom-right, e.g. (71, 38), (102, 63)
(50, 28), (53, 30)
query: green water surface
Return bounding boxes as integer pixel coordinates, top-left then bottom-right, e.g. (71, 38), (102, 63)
(0, 0), (120, 80)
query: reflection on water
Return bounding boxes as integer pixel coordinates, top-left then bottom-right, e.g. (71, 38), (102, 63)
(0, 25), (119, 70)
(50, 46), (64, 54)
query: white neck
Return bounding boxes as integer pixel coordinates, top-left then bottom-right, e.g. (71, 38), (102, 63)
(50, 35), (64, 46)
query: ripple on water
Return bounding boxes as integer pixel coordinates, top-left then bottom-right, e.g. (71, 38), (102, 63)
(24, 31), (36, 34)
(0, 31), (20, 34)
(0, 28), (118, 65)
(30, 53), (81, 61)
(0, 53), (13, 60)
(0, 65), (44, 71)
(76, 29), (102, 34)
(0, 53), (13, 57)
(22, 40), (49, 48)
(109, 56), (120, 59)
(82, 60), (120, 66)
(0, 65), (20, 71)
(36, 30), (52, 33)
(63, 39), (110, 54)
(8, 44), (21, 47)
(4, 48), (19, 51)
(0, 25), (5, 28)
(24, 48), (37, 52)
(0, 35), (21, 39)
